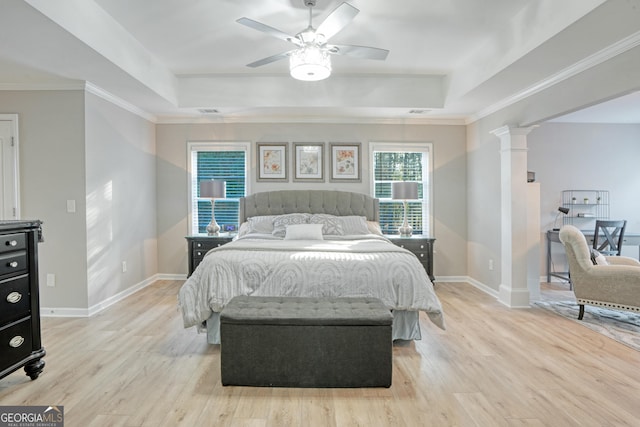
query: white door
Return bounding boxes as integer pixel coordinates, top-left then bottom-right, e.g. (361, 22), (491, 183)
(0, 115), (20, 220)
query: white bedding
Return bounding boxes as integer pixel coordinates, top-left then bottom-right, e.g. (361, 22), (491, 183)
(177, 234), (445, 332)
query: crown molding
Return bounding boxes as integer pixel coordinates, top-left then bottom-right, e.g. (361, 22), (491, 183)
(84, 82), (157, 122)
(155, 114), (467, 126)
(467, 29), (640, 124)
(0, 82), (85, 91)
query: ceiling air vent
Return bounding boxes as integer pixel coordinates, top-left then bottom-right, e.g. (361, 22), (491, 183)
(198, 108), (219, 114)
(408, 109), (430, 114)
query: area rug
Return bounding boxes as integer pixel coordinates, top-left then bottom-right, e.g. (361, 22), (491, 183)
(534, 300), (640, 352)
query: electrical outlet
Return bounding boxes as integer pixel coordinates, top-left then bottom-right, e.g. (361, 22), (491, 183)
(46, 273), (55, 287)
(122, 261), (127, 273)
(489, 259), (494, 271)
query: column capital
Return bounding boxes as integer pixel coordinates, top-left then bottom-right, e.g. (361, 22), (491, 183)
(490, 125), (537, 138)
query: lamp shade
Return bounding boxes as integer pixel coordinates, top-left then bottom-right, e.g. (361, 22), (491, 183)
(200, 180), (226, 199)
(392, 182), (418, 200)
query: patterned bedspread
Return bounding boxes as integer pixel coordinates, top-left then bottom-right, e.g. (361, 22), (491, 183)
(177, 235), (445, 330)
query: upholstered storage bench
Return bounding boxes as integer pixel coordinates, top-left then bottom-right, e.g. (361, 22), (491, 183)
(220, 296), (393, 388)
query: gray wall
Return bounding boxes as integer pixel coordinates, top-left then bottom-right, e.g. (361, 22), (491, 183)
(528, 122), (640, 269)
(156, 122), (468, 278)
(0, 89), (158, 311)
(85, 92), (158, 308)
(6, 89), (637, 312)
(0, 90), (88, 309)
(466, 85), (640, 293)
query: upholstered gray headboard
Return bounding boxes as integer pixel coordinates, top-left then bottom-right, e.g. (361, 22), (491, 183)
(239, 190), (379, 223)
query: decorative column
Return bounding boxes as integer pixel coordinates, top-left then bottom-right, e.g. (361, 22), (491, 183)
(491, 125), (536, 307)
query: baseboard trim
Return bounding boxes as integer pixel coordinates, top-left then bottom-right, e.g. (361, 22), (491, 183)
(41, 273), (179, 318)
(157, 273), (188, 281)
(443, 276), (500, 299)
(41, 273), (507, 317)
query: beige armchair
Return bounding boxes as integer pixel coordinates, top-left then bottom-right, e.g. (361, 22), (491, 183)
(559, 225), (640, 319)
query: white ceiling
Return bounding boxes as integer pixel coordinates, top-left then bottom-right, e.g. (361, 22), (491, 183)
(1, 0), (639, 123)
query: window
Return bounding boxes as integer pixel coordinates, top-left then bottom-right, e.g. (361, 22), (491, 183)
(188, 142), (250, 234)
(370, 142), (432, 236)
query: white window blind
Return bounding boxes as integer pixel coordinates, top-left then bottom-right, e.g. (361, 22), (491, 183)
(371, 143), (432, 236)
(188, 142), (250, 234)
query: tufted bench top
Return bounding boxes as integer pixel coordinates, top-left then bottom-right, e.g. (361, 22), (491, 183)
(221, 296), (393, 326)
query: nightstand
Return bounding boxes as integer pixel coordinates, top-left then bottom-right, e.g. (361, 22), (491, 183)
(385, 235), (435, 282)
(186, 234), (234, 277)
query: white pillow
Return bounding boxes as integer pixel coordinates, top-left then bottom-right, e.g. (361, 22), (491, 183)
(247, 215), (277, 234)
(237, 221), (250, 237)
(272, 213), (311, 237)
(337, 216), (369, 235)
(366, 221), (384, 236)
(284, 223), (324, 240)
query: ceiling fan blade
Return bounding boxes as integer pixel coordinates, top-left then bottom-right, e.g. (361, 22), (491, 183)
(246, 51), (293, 68)
(316, 2), (359, 40)
(237, 17), (302, 46)
(328, 44), (389, 61)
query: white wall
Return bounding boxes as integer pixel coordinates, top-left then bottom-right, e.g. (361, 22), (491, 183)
(85, 92), (158, 308)
(528, 122), (640, 271)
(156, 122), (468, 277)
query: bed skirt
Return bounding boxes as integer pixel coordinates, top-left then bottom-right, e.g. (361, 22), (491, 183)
(205, 309), (421, 344)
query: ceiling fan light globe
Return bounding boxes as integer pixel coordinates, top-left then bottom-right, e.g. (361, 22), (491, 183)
(289, 47), (331, 81)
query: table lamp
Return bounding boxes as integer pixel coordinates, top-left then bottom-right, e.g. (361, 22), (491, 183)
(200, 179), (226, 235)
(552, 206), (570, 231)
(392, 181), (419, 237)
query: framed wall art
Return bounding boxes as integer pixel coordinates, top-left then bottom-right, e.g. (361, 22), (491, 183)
(293, 143), (324, 182)
(257, 143), (288, 181)
(329, 143), (361, 182)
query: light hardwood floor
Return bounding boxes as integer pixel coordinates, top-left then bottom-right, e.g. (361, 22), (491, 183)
(1, 280), (639, 426)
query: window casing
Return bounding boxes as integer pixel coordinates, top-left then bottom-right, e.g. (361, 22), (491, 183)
(188, 142), (250, 234)
(370, 142), (433, 236)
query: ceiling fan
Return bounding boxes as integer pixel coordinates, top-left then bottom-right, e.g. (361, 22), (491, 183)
(237, 0), (389, 81)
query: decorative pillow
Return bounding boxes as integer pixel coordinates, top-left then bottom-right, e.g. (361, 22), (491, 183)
(272, 213), (311, 238)
(590, 248), (608, 265)
(337, 215), (370, 235)
(237, 221), (250, 237)
(247, 215), (277, 234)
(366, 221), (384, 236)
(284, 223), (324, 240)
(310, 214), (344, 235)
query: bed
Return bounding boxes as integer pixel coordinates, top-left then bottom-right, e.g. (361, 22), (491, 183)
(178, 190), (445, 344)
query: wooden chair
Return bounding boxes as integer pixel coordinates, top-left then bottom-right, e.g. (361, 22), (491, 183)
(593, 219), (627, 256)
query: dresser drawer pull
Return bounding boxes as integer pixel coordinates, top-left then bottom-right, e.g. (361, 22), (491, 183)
(420, 253), (424, 258)
(7, 240), (18, 247)
(197, 242), (203, 248)
(9, 336), (24, 348)
(6, 291), (22, 303)
(8, 261), (18, 268)
(420, 245), (424, 249)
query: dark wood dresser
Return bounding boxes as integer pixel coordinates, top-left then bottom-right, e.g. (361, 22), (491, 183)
(0, 220), (45, 381)
(385, 235), (436, 282)
(186, 234), (234, 277)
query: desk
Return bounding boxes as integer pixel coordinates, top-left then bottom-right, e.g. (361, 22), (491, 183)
(546, 229), (640, 283)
